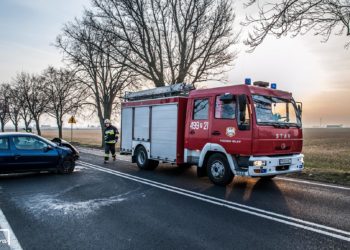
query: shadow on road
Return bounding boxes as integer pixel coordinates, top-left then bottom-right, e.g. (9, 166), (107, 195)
(202, 177), (291, 216)
(130, 162), (291, 216)
(0, 172), (54, 180)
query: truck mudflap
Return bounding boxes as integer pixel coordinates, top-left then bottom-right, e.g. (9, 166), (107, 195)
(242, 154), (304, 177)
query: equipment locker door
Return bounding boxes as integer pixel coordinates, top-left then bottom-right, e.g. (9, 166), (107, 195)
(121, 107), (133, 153)
(186, 97), (210, 150)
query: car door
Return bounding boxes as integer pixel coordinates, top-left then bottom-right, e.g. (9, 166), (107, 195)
(0, 137), (13, 172)
(12, 135), (59, 170)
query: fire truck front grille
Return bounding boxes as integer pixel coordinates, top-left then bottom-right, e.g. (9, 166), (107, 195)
(276, 165), (290, 171)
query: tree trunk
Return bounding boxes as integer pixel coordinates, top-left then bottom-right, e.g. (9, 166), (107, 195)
(59, 126), (63, 139)
(0, 122), (4, 132)
(15, 123), (18, 132)
(34, 118), (41, 136)
(56, 117), (63, 139)
(24, 120), (30, 132)
(100, 119), (105, 148)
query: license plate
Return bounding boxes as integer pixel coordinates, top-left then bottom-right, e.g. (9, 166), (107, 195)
(279, 158), (292, 165)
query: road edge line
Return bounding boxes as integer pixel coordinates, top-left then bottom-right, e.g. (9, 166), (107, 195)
(79, 161), (350, 236)
(78, 149), (350, 191)
(0, 208), (23, 250)
(78, 161), (350, 242)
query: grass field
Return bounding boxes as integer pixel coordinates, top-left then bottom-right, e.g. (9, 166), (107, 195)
(41, 128), (350, 186)
(43, 129), (103, 147)
(295, 128), (350, 185)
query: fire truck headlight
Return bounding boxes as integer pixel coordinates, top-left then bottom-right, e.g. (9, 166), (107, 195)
(253, 160), (266, 167)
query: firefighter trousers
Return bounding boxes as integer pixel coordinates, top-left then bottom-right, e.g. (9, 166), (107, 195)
(104, 143), (116, 161)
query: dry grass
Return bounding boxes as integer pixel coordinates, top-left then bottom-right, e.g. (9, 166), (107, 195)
(42, 127), (350, 185)
(288, 128), (350, 185)
(42, 129), (103, 148)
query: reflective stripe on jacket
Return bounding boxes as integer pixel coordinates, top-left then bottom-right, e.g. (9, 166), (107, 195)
(104, 125), (119, 144)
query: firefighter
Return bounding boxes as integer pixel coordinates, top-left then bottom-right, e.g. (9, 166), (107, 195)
(103, 119), (119, 164)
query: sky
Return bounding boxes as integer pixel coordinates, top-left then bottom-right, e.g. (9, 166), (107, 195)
(0, 0), (349, 127)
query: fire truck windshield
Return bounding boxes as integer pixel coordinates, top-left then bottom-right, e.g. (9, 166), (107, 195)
(252, 95), (301, 127)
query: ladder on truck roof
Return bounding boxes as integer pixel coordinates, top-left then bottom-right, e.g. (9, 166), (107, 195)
(124, 83), (195, 101)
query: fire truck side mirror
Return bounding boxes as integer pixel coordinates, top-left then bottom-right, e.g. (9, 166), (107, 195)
(238, 95), (247, 123)
(238, 95), (247, 113)
(239, 112), (245, 122)
(297, 103), (302, 115)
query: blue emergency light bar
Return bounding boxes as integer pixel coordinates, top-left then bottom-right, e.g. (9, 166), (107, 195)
(245, 78), (251, 85)
(271, 83), (277, 89)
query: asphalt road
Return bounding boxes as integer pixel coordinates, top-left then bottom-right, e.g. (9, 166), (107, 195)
(0, 151), (349, 250)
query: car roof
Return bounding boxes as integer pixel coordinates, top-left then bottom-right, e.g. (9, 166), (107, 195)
(0, 132), (37, 138)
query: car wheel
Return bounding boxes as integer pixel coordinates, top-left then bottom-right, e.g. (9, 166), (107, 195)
(206, 153), (233, 186)
(58, 160), (75, 174)
(135, 146), (157, 170)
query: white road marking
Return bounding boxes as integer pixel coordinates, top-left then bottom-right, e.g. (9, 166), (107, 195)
(78, 147), (350, 191)
(275, 177), (350, 191)
(0, 209), (23, 250)
(79, 161), (350, 242)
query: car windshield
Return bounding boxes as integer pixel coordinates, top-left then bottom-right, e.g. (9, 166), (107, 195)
(252, 95), (301, 126)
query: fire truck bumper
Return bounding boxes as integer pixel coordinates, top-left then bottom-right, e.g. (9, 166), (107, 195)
(247, 154), (304, 177)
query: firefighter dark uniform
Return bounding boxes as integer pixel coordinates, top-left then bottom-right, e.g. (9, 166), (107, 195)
(104, 124), (119, 163)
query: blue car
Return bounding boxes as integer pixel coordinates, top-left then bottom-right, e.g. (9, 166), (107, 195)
(0, 133), (79, 174)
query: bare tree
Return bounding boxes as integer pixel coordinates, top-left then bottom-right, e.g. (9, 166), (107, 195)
(244, 0), (350, 51)
(15, 72), (49, 136)
(56, 14), (137, 145)
(8, 86), (21, 132)
(90, 0), (238, 86)
(43, 66), (88, 139)
(19, 100), (33, 132)
(0, 84), (10, 132)
(13, 73), (34, 132)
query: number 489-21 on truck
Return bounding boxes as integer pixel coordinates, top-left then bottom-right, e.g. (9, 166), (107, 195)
(120, 79), (304, 186)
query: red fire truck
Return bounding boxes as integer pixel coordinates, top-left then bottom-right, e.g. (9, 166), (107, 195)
(120, 80), (304, 186)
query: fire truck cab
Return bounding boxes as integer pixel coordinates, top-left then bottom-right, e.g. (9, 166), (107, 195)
(121, 80), (304, 186)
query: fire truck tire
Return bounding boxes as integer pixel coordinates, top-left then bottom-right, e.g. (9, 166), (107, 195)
(261, 175), (276, 180)
(206, 153), (234, 186)
(179, 163), (192, 169)
(135, 146), (157, 170)
(149, 160), (159, 169)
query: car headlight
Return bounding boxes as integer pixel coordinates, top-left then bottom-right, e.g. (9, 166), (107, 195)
(253, 160), (267, 167)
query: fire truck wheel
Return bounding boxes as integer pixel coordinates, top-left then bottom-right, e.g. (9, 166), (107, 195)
(179, 163), (192, 169)
(149, 160), (159, 169)
(207, 153), (233, 186)
(261, 175), (276, 180)
(135, 146), (157, 170)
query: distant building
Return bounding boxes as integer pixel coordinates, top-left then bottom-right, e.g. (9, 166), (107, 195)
(41, 125), (51, 128)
